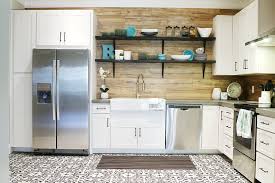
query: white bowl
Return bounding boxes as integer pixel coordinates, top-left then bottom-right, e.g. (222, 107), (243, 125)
(171, 55), (191, 61)
(141, 29), (158, 33)
(197, 28), (212, 38)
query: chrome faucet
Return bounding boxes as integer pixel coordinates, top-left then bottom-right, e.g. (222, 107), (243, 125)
(136, 74), (145, 98)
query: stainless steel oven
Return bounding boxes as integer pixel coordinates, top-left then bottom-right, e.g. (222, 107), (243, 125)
(233, 107), (257, 183)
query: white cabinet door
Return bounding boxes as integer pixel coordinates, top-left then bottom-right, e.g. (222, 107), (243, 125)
(92, 114), (110, 149)
(12, 74), (32, 148)
(233, 14), (240, 75)
(36, 11), (64, 46)
(218, 110), (224, 153)
(111, 127), (137, 149)
(138, 127), (165, 149)
(258, 0), (275, 36)
(213, 15), (233, 75)
(12, 11), (35, 73)
(201, 106), (219, 149)
(62, 11), (91, 46)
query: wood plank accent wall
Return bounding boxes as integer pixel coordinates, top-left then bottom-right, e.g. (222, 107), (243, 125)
(95, 8), (240, 99)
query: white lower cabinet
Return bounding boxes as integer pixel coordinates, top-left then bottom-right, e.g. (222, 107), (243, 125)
(257, 129), (275, 160)
(256, 152), (275, 183)
(223, 134), (233, 160)
(137, 127), (165, 149)
(223, 117), (233, 138)
(111, 126), (165, 150)
(92, 114), (110, 149)
(219, 107), (234, 159)
(201, 106), (219, 149)
(12, 73), (32, 148)
(111, 127), (138, 149)
(256, 115), (275, 183)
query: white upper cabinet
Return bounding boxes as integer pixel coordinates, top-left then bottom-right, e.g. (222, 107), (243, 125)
(232, 13), (241, 75)
(62, 11), (91, 46)
(212, 15), (234, 75)
(36, 10), (91, 47)
(12, 10), (36, 73)
(258, 0), (275, 36)
(36, 11), (64, 47)
(231, 0), (275, 75)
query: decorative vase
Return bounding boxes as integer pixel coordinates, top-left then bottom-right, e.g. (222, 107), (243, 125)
(101, 92), (109, 99)
(212, 88), (221, 100)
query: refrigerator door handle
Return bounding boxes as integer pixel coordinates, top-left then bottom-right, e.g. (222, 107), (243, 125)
(56, 59), (60, 121)
(52, 60), (57, 121)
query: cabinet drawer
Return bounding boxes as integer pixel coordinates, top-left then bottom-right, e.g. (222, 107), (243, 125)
(257, 129), (275, 159)
(258, 115), (275, 133)
(223, 134), (233, 160)
(221, 107), (234, 119)
(92, 104), (110, 114)
(223, 118), (233, 137)
(256, 152), (275, 183)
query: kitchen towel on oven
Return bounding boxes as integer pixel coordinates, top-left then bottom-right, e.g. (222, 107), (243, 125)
(236, 109), (253, 138)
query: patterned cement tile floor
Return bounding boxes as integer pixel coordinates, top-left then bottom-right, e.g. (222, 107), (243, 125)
(10, 153), (249, 183)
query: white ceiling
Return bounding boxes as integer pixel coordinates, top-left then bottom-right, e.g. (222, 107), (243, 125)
(18, 0), (253, 9)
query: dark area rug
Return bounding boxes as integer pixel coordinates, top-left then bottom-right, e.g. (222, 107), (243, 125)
(96, 155), (196, 170)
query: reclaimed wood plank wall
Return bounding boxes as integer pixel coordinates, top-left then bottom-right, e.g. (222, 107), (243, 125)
(95, 8), (241, 99)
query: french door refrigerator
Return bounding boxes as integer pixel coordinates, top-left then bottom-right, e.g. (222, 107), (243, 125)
(32, 49), (89, 154)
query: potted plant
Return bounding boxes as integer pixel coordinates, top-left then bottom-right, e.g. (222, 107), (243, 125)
(99, 67), (110, 99)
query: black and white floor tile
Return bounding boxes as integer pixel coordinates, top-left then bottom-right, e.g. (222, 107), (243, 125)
(10, 153), (249, 183)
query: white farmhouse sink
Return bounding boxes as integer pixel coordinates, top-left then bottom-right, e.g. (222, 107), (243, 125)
(110, 98), (166, 111)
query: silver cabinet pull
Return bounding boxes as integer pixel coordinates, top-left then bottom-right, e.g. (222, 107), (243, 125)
(52, 60), (57, 121)
(259, 168), (268, 173)
(56, 60), (60, 121)
(226, 125), (231, 129)
(139, 128), (141, 137)
(225, 145), (230, 149)
(106, 118), (109, 127)
(134, 128), (137, 137)
(64, 32), (66, 43)
(59, 32), (62, 42)
(96, 107), (106, 110)
(235, 62), (237, 71)
(260, 121), (270, 126)
(260, 141), (269, 146)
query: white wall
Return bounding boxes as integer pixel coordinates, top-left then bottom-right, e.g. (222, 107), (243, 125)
(0, 0), (10, 182)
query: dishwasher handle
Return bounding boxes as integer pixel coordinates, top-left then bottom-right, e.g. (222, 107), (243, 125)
(168, 105), (202, 109)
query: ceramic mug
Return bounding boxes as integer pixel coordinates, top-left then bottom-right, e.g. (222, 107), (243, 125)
(212, 88), (221, 100)
(115, 50), (124, 60)
(124, 51), (132, 60)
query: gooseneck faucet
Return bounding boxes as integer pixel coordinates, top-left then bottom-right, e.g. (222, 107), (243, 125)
(136, 74), (145, 98)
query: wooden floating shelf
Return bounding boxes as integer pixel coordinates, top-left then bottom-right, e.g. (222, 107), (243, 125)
(96, 36), (216, 41)
(95, 59), (216, 78)
(95, 59), (215, 63)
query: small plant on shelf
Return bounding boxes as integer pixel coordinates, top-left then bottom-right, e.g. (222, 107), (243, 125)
(99, 67), (110, 99)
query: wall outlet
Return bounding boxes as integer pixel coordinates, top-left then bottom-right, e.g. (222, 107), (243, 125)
(252, 85), (255, 94)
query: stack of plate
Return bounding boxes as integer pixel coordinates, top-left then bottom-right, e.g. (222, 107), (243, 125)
(194, 53), (207, 61)
(141, 29), (158, 36)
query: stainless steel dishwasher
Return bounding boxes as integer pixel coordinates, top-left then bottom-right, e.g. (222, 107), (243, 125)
(166, 104), (202, 152)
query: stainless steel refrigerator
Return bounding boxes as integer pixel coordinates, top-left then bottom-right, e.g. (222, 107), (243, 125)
(32, 49), (89, 154)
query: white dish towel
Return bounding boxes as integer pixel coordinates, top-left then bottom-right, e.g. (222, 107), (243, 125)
(236, 109), (253, 139)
